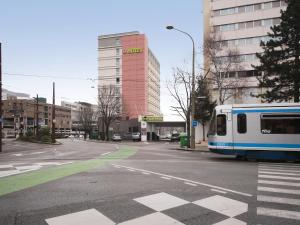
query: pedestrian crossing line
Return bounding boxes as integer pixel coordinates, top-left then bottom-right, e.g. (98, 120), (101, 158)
(259, 163), (300, 167)
(257, 207), (300, 220)
(258, 174), (300, 181)
(258, 171), (300, 176)
(258, 168), (300, 173)
(257, 195), (300, 206)
(258, 186), (300, 195)
(211, 189), (227, 194)
(259, 164), (300, 169)
(258, 179), (300, 187)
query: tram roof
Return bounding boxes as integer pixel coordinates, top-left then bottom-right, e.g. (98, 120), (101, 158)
(218, 103), (300, 109)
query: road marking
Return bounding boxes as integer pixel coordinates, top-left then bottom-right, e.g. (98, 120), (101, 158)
(142, 172), (150, 175)
(211, 189), (227, 194)
(258, 179), (300, 187)
(161, 176), (171, 180)
(259, 168), (300, 173)
(127, 169), (135, 172)
(258, 186), (300, 195)
(29, 151), (46, 155)
(257, 195), (300, 206)
(134, 192), (189, 211)
(193, 195), (248, 217)
(258, 174), (300, 181)
(259, 171), (300, 176)
(259, 163), (300, 169)
(112, 164), (252, 197)
(12, 153), (23, 157)
(118, 212), (185, 225)
(0, 165), (13, 169)
(185, 182), (197, 186)
(45, 208), (115, 225)
(213, 218), (246, 225)
(257, 207), (300, 220)
(101, 152), (111, 156)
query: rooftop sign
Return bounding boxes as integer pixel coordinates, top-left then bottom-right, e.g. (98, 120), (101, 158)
(123, 48), (143, 54)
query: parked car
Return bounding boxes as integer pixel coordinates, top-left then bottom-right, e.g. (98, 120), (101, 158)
(170, 133), (180, 142)
(132, 132), (141, 141)
(122, 132), (132, 140)
(112, 133), (122, 141)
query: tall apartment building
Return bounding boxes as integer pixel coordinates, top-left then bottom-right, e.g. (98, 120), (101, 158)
(204, 0), (287, 104)
(98, 31), (160, 119)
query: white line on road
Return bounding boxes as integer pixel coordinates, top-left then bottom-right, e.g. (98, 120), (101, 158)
(257, 207), (300, 220)
(258, 174), (300, 181)
(258, 168), (300, 173)
(184, 182), (197, 187)
(211, 189), (227, 194)
(258, 179), (300, 187)
(101, 152), (111, 156)
(127, 169), (135, 172)
(259, 163), (300, 169)
(258, 186), (300, 195)
(11, 153), (23, 157)
(257, 195), (300, 206)
(259, 171), (300, 176)
(112, 164), (252, 197)
(161, 176), (172, 180)
(142, 172), (150, 175)
(29, 151), (46, 155)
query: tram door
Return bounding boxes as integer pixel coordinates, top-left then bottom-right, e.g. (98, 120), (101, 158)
(216, 111), (233, 150)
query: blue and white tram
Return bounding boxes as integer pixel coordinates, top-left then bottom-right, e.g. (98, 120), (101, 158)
(207, 103), (300, 160)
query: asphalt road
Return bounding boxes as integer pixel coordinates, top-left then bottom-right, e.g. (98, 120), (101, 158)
(0, 139), (299, 225)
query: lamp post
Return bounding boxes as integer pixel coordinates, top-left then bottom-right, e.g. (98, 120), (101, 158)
(166, 25), (196, 149)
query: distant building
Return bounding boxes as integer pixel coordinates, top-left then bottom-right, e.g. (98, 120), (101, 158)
(61, 101), (98, 133)
(98, 31), (161, 119)
(203, 0), (287, 104)
(2, 97), (71, 138)
(2, 89), (30, 100)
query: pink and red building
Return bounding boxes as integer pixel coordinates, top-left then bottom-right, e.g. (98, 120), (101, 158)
(98, 31), (160, 119)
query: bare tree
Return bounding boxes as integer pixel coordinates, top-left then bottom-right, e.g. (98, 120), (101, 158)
(78, 103), (94, 140)
(204, 32), (244, 105)
(97, 85), (121, 141)
(167, 67), (192, 147)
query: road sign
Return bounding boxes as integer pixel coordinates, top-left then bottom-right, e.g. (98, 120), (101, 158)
(192, 120), (198, 127)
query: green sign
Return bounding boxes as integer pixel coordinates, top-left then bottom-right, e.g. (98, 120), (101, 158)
(142, 116), (163, 122)
(124, 48), (143, 54)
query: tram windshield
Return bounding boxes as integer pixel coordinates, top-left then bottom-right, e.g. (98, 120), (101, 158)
(208, 109), (216, 135)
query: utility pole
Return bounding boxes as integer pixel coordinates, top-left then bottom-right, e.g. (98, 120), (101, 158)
(51, 82), (55, 143)
(0, 43), (2, 153)
(36, 94), (39, 135)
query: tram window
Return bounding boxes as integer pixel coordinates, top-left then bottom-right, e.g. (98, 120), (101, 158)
(217, 114), (227, 136)
(261, 114), (300, 134)
(237, 114), (247, 133)
(208, 110), (216, 135)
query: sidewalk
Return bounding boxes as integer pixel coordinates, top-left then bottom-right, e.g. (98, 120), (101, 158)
(176, 141), (209, 152)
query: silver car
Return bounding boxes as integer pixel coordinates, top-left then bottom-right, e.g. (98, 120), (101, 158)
(132, 132), (141, 141)
(112, 134), (122, 141)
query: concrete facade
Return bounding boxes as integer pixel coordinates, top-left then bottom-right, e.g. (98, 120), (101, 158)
(98, 31), (160, 120)
(204, 0), (287, 104)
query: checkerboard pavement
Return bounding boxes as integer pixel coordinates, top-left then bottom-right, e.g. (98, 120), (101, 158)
(0, 162), (73, 178)
(45, 192), (248, 225)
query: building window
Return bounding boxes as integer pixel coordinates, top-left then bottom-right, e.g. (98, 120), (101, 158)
(261, 114), (300, 134)
(237, 114), (247, 133)
(115, 38), (120, 45)
(116, 48), (120, 55)
(217, 114), (227, 136)
(116, 58), (120, 66)
(116, 77), (120, 83)
(116, 67), (120, 75)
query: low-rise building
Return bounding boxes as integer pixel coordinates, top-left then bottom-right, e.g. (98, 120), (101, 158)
(2, 96), (71, 137)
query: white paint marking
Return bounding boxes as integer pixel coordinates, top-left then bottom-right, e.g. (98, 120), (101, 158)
(12, 153), (23, 157)
(0, 170), (20, 178)
(259, 168), (300, 173)
(211, 189), (227, 194)
(142, 172), (150, 175)
(258, 186), (300, 195)
(259, 174), (300, 181)
(118, 212), (185, 225)
(0, 165), (13, 169)
(37, 162), (60, 166)
(259, 163), (300, 168)
(257, 207), (300, 220)
(15, 165), (41, 171)
(29, 151), (45, 155)
(257, 195), (300, 206)
(112, 164), (252, 197)
(161, 176), (171, 180)
(259, 171), (300, 176)
(213, 218), (246, 225)
(185, 182), (197, 187)
(193, 195), (248, 217)
(134, 192), (189, 211)
(45, 208), (115, 225)
(101, 152), (111, 156)
(258, 179), (300, 187)
(127, 169), (135, 172)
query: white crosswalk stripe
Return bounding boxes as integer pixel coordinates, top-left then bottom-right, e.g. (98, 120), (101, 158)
(256, 163), (300, 222)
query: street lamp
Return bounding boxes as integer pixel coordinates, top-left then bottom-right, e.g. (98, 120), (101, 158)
(166, 25), (196, 149)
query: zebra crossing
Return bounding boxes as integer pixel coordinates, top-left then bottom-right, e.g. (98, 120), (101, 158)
(256, 162), (300, 223)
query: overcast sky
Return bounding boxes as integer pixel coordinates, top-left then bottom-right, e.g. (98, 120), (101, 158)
(0, 0), (203, 121)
